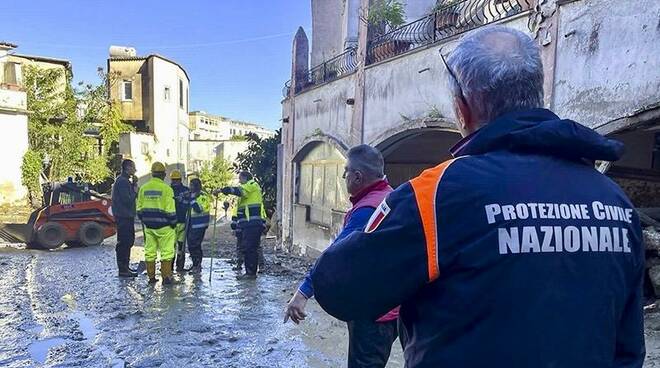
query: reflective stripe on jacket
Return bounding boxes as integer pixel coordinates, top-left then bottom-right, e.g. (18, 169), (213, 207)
(230, 180), (266, 224)
(190, 193), (211, 229)
(137, 177), (177, 229)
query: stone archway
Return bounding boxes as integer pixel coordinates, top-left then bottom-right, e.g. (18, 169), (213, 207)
(375, 127), (462, 187)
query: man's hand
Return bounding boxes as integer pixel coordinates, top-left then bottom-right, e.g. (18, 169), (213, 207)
(212, 187), (229, 196)
(284, 290), (309, 324)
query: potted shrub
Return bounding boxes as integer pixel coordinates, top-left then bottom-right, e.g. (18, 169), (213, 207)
(431, 0), (462, 32)
(367, 0), (410, 62)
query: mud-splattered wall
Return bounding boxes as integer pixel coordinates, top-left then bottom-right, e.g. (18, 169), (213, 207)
(552, 0), (660, 128)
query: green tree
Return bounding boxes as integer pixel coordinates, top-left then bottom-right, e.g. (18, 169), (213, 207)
(20, 66), (131, 203)
(234, 129), (281, 217)
(198, 157), (234, 195)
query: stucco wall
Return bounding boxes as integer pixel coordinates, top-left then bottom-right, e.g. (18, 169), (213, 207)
(151, 57), (190, 172)
(311, 0), (344, 66)
(109, 59), (147, 121)
(552, 0), (660, 128)
(0, 112), (28, 204)
(293, 74), (356, 154)
(118, 132), (155, 184)
(363, 14), (531, 146)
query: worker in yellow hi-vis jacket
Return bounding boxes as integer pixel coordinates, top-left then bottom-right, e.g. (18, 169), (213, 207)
(137, 162), (177, 284)
(214, 171), (266, 279)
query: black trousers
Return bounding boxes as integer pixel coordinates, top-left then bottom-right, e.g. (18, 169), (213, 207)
(347, 319), (401, 368)
(115, 217), (135, 270)
(187, 228), (206, 265)
(237, 224), (262, 275)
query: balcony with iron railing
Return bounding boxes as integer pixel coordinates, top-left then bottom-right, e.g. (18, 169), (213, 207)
(284, 0), (532, 97)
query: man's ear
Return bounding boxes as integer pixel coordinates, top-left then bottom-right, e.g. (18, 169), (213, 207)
(455, 96), (471, 133)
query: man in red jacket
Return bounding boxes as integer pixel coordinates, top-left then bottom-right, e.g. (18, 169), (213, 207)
(284, 144), (403, 368)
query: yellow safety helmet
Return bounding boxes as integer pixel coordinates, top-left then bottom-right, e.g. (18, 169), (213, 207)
(151, 161), (166, 173)
(170, 170), (182, 180)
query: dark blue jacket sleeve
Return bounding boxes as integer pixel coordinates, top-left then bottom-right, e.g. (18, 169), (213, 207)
(298, 208), (375, 299)
(311, 183), (429, 321)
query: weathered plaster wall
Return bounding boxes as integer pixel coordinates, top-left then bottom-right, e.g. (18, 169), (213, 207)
(0, 113), (28, 204)
(109, 59), (147, 122)
(311, 0), (345, 66)
(362, 14), (531, 145)
(552, 0), (660, 128)
(292, 74), (356, 155)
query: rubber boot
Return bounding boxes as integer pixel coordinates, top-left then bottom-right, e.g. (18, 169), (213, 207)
(257, 246), (265, 274)
(175, 243), (186, 272)
(146, 261), (158, 284)
(190, 257), (202, 274)
(161, 260), (173, 285)
(118, 267), (138, 278)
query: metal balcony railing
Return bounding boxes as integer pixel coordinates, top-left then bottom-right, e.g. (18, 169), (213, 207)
(368, 0), (532, 64)
(283, 0), (532, 96)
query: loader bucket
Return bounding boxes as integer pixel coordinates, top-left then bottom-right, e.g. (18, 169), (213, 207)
(0, 223), (33, 244)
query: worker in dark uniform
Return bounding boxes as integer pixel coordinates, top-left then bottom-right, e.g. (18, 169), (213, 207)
(111, 159), (138, 278)
(187, 178), (210, 273)
(311, 26), (645, 367)
(214, 171), (266, 279)
(170, 170), (190, 272)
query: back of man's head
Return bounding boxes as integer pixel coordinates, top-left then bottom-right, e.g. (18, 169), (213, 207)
(239, 171), (253, 181)
(447, 25), (544, 126)
(121, 159), (134, 173)
(347, 144), (385, 182)
(190, 178), (202, 192)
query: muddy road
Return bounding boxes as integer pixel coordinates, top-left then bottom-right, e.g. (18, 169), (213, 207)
(2, 224), (660, 367)
(0, 227), (404, 368)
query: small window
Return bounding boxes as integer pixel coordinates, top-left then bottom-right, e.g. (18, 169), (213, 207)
(140, 142), (149, 154)
(164, 86), (171, 102)
(122, 80), (132, 101)
(2, 62), (21, 85)
(179, 79), (183, 108)
(185, 87), (189, 112)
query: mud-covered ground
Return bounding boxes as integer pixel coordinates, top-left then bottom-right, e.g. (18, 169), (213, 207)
(3, 222), (660, 367)
(0, 223), (404, 368)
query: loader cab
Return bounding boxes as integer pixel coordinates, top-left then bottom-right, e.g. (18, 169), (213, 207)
(42, 180), (91, 207)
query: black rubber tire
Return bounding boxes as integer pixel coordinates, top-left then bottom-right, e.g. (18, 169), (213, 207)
(36, 222), (66, 249)
(77, 222), (104, 247)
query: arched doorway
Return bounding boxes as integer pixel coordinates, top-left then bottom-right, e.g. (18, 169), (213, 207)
(376, 128), (462, 187)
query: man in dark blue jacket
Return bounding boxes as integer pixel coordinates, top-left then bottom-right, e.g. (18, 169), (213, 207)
(311, 25), (645, 367)
(111, 159), (138, 278)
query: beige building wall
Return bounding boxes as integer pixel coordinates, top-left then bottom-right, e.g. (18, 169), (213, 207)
(108, 59), (147, 122)
(0, 45), (32, 204)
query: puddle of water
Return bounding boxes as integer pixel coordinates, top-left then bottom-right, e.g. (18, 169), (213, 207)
(70, 311), (98, 340)
(28, 324), (44, 334)
(28, 337), (67, 364)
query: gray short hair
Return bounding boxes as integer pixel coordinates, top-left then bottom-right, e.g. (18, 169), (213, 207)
(446, 25), (544, 124)
(346, 144), (384, 180)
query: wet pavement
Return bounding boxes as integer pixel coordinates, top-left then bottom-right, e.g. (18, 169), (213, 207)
(0, 237), (404, 368)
